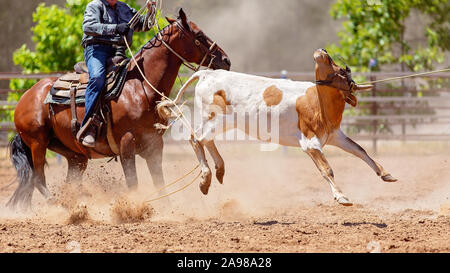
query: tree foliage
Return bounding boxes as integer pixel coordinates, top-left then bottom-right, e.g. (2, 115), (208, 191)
(328, 0), (449, 72)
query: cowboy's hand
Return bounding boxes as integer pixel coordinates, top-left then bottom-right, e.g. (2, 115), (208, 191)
(116, 23), (130, 35)
(146, 0), (156, 9)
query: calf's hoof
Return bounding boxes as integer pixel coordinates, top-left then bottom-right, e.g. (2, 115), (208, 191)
(215, 167), (225, 184)
(381, 174), (397, 183)
(199, 171), (212, 195)
(336, 196), (353, 206)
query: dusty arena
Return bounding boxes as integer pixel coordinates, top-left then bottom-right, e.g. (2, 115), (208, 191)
(0, 140), (449, 253)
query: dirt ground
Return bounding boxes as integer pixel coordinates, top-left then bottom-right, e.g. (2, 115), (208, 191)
(0, 140), (449, 253)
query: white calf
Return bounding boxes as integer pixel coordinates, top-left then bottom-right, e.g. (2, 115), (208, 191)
(160, 49), (397, 206)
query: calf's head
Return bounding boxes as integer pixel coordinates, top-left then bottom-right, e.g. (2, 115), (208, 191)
(313, 48), (373, 107)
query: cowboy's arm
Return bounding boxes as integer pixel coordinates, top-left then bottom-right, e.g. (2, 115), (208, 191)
(83, 3), (117, 36)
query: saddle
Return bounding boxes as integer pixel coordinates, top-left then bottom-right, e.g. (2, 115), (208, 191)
(51, 56), (128, 99)
(48, 56), (130, 154)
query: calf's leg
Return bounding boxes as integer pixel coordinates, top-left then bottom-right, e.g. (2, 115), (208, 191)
(196, 113), (233, 184)
(305, 148), (353, 206)
(189, 136), (212, 195)
(328, 130), (397, 182)
(204, 141), (225, 184)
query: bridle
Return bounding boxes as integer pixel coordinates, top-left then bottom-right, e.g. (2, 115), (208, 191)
(315, 70), (356, 92)
(156, 20), (218, 72)
(315, 55), (358, 105)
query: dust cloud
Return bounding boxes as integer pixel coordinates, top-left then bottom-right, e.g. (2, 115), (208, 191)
(159, 0), (340, 72)
(0, 141), (449, 225)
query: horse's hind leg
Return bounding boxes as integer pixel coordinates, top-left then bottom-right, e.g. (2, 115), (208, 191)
(29, 141), (52, 202)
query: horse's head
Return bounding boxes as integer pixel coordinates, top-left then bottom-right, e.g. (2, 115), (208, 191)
(164, 9), (231, 71)
(313, 48), (373, 107)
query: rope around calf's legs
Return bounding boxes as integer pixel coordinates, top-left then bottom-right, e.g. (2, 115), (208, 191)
(124, 37), (198, 140)
(145, 170), (202, 203)
(123, 1), (202, 201)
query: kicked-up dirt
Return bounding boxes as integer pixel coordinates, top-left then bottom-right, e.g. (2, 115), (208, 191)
(0, 141), (449, 253)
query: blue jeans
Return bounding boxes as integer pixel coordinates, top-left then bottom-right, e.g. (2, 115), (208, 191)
(82, 44), (115, 126)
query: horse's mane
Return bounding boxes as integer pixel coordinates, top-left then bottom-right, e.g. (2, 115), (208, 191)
(132, 21), (176, 61)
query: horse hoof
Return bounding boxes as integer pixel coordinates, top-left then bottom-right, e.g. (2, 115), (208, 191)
(381, 174), (397, 183)
(336, 197), (353, 206)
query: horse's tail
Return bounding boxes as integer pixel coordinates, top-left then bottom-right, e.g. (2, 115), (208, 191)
(6, 134), (34, 209)
(156, 71), (203, 121)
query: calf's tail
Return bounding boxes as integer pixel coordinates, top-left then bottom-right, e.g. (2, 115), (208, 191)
(157, 71), (203, 121)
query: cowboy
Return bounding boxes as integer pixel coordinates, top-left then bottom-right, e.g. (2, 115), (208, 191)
(80, 0), (156, 147)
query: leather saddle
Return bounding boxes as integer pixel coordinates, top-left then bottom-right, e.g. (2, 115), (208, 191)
(49, 55), (128, 154)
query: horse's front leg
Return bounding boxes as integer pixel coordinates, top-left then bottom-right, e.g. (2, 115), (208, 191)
(140, 135), (165, 192)
(119, 132), (138, 190)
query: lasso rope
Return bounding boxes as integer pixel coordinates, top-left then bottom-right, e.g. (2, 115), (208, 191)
(124, 3), (198, 140)
(145, 170), (201, 203)
(360, 68), (450, 85)
(124, 0), (202, 202)
(145, 164), (200, 203)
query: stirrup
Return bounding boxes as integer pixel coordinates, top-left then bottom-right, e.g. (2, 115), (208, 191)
(76, 119), (92, 143)
(76, 115), (102, 144)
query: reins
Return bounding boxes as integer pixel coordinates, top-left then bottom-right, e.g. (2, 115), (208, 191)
(156, 21), (218, 72)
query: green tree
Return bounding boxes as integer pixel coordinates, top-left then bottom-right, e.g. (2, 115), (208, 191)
(328, 0), (449, 138)
(328, 0), (449, 72)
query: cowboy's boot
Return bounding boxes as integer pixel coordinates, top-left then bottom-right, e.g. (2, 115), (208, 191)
(82, 125), (97, 148)
(76, 116), (100, 148)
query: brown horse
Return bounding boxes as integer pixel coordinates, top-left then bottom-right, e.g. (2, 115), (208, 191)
(7, 9), (231, 210)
